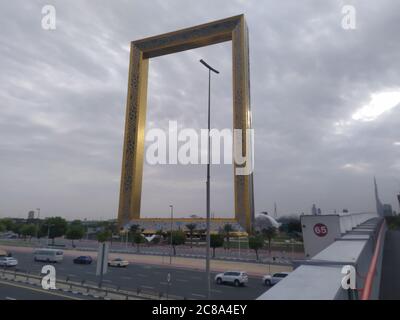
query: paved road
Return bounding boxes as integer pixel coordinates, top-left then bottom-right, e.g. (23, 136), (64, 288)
(0, 280), (89, 300)
(8, 251), (269, 300)
(380, 230), (400, 300)
(3, 238), (301, 263)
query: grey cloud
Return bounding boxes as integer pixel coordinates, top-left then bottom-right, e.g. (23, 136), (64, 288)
(0, 0), (399, 220)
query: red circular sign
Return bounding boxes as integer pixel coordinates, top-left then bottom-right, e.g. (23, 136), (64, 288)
(313, 223), (328, 237)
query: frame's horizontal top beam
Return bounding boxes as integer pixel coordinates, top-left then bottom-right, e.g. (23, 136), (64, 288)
(132, 14), (244, 59)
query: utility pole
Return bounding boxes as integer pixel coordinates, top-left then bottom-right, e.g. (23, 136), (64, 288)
(200, 59), (219, 300)
(35, 208), (40, 241)
(46, 224), (54, 246)
(169, 205), (174, 265)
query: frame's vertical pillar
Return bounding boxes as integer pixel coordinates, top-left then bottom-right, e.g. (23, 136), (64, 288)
(118, 44), (149, 227)
(232, 17), (254, 233)
(117, 15), (254, 233)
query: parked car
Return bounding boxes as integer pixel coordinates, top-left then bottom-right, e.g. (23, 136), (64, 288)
(73, 256), (92, 265)
(0, 257), (18, 267)
(262, 272), (290, 286)
(108, 258), (129, 267)
(215, 271), (248, 287)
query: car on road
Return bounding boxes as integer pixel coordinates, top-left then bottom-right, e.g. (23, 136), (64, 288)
(262, 272), (290, 286)
(0, 257), (18, 267)
(215, 271), (248, 287)
(73, 256), (93, 264)
(34, 249), (64, 263)
(108, 258), (129, 267)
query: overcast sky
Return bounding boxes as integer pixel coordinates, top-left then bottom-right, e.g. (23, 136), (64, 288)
(1, 0), (399, 220)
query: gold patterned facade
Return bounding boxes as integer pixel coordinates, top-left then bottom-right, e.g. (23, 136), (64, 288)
(118, 15), (254, 232)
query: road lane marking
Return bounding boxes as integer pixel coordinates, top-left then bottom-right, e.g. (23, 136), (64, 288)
(176, 279), (188, 282)
(5, 297), (16, 300)
(191, 293), (206, 298)
(0, 280), (82, 300)
(121, 276), (132, 280)
(141, 285), (154, 289)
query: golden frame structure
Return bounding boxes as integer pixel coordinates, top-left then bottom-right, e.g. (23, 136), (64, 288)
(118, 15), (255, 232)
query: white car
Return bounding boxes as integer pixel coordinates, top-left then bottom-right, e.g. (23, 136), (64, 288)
(215, 271), (248, 287)
(262, 272), (290, 286)
(0, 257), (18, 267)
(108, 258), (129, 267)
(34, 249), (63, 263)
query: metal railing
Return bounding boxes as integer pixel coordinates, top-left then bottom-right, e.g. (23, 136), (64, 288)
(360, 220), (386, 300)
(0, 267), (186, 300)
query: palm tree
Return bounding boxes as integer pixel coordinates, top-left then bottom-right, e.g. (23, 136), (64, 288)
(129, 224), (140, 233)
(185, 223), (197, 248)
(223, 224), (235, 250)
(96, 230), (111, 243)
(103, 220), (118, 245)
(133, 232), (145, 252)
(249, 234), (264, 261)
(155, 229), (164, 242)
(210, 234), (224, 258)
(261, 226), (277, 255)
(197, 228), (206, 245)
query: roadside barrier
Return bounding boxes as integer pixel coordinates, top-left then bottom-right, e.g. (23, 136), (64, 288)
(0, 267), (186, 300)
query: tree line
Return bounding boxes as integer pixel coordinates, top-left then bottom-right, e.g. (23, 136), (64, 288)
(0, 217), (85, 246)
(1, 215), (302, 260)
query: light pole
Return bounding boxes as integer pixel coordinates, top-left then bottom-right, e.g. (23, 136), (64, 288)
(46, 224), (54, 246)
(169, 205), (174, 264)
(291, 238), (295, 260)
(238, 234), (241, 259)
(200, 58), (219, 300)
(35, 208), (40, 241)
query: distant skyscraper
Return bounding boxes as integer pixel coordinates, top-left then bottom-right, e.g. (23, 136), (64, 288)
(397, 193), (400, 213)
(383, 204), (393, 217)
(27, 211), (35, 220)
(374, 177), (384, 216)
(274, 202), (278, 218)
(312, 204), (317, 215)
(317, 208), (322, 215)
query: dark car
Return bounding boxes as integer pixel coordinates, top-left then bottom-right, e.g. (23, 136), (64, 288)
(73, 256), (92, 264)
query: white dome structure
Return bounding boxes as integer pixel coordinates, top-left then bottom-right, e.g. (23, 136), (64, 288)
(254, 213), (281, 231)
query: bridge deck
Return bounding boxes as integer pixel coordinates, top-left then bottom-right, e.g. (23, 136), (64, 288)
(380, 230), (400, 299)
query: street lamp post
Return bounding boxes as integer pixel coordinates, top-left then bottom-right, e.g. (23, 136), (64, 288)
(200, 59), (219, 300)
(238, 234), (241, 259)
(46, 224), (54, 246)
(169, 205), (174, 265)
(36, 208), (40, 241)
(291, 238), (295, 260)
